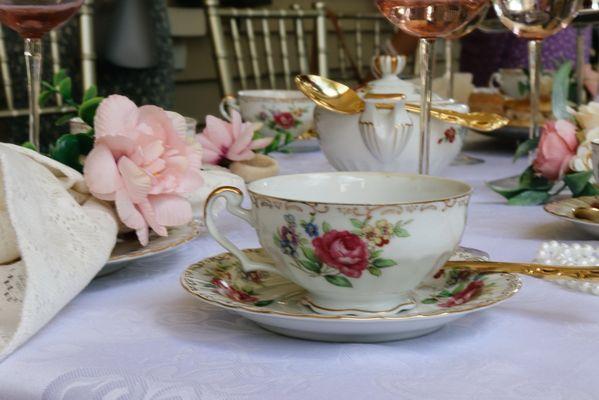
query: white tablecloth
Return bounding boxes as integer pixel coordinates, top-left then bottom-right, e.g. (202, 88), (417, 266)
(1, 137), (598, 400)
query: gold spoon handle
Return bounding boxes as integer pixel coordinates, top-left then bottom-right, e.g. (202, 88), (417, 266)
(404, 104), (508, 132)
(445, 261), (599, 280)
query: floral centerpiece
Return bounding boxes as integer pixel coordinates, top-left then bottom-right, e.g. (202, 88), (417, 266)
(490, 62), (599, 205)
(33, 71), (268, 245)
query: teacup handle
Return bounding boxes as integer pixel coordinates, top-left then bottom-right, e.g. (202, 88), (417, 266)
(205, 186), (279, 274)
(489, 72), (502, 89)
(219, 95), (240, 122)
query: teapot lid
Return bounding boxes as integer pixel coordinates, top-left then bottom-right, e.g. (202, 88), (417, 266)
(367, 55), (419, 100)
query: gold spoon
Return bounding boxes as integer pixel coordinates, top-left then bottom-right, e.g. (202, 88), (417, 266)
(295, 74), (510, 132)
(573, 206), (599, 223)
(444, 260), (599, 280)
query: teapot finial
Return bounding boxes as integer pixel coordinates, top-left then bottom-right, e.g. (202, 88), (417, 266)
(372, 55), (406, 81)
(359, 93), (413, 165)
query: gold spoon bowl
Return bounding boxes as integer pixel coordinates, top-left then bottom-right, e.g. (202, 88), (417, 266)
(295, 74), (510, 132)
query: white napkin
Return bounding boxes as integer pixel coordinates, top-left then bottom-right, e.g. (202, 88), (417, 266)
(0, 143), (118, 361)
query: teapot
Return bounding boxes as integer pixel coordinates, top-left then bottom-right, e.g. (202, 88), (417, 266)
(314, 55), (467, 175)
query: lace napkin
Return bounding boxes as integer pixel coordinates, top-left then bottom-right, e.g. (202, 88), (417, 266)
(0, 143), (118, 361)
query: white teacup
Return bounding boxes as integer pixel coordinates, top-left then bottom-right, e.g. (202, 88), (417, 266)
(205, 172), (472, 315)
(489, 68), (529, 99)
(220, 90), (315, 141)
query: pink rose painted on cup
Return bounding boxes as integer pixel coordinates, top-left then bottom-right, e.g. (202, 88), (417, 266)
(533, 120), (578, 181)
(273, 112), (295, 129)
(313, 230), (369, 278)
(197, 110), (273, 166)
(84, 95), (203, 246)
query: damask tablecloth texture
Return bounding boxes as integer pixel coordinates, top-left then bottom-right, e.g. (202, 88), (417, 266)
(0, 137), (598, 400)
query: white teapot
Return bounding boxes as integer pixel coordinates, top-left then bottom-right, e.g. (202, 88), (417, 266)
(315, 55), (467, 175)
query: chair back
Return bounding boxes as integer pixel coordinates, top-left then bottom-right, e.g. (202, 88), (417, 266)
(205, 0), (328, 95)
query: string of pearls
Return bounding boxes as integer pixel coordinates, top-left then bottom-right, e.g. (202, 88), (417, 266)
(535, 241), (599, 295)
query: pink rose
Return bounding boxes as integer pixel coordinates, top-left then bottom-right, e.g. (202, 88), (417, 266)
(313, 230), (369, 278)
(274, 112), (295, 129)
(533, 120), (579, 181)
(84, 95), (203, 246)
(197, 110), (273, 166)
(439, 280), (484, 308)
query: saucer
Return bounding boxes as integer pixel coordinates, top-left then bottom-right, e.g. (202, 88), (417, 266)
(544, 196), (599, 237)
(98, 220), (203, 277)
(181, 248), (521, 342)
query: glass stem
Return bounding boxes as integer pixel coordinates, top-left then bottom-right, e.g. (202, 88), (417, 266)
(419, 38), (434, 175)
(528, 39), (542, 143)
(445, 39), (454, 100)
(24, 38), (42, 151)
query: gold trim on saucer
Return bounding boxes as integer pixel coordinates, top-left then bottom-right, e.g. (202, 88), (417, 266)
(544, 196), (599, 226)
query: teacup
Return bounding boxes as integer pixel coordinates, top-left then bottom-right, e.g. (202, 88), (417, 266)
(205, 172), (472, 315)
(219, 90), (315, 141)
(489, 68), (529, 99)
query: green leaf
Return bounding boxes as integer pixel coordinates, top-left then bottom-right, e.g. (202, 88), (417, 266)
(301, 246), (318, 264)
(576, 183), (599, 197)
(49, 133), (94, 172)
(350, 218), (364, 229)
(519, 167), (552, 191)
(21, 141), (37, 151)
(393, 225), (410, 238)
(517, 80), (530, 96)
(83, 85), (98, 102)
(370, 249), (383, 259)
(322, 221), (331, 233)
(507, 190), (550, 206)
(421, 298), (438, 304)
(254, 300), (274, 307)
(299, 259), (322, 273)
(552, 61), (573, 121)
(78, 97), (103, 127)
(513, 138), (539, 162)
(39, 90), (53, 107)
(42, 81), (57, 91)
(564, 171), (594, 197)
(58, 77), (72, 101)
(53, 69), (67, 86)
(54, 113), (76, 126)
(438, 290), (453, 298)
(373, 258), (397, 268)
(325, 275), (352, 288)
(368, 266), (382, 277)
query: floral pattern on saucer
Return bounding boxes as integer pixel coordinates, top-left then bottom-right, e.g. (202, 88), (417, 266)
(273, 214), (411, 287)
(181, 249), (521, 320)
(255, 107), (309, 138)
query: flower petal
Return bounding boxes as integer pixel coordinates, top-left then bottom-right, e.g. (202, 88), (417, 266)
(117, 156), (152, 203)
(167, 111), (189, 137)
(138, 199), (168, 237)
(115, 189), (146, 230)
(249, 137), (274, 150)
(94, 95), (139, 138)
(149, 194), (193, 227)
(83, 143), (122, 196)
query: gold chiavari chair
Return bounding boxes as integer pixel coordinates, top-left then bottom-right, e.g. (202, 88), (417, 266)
(205, 0), (329, 96)
(0, 0), (96, 120)
(326, 11), (396, 84)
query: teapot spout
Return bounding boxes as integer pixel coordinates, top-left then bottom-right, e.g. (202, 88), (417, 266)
(359, 94), (413, 164)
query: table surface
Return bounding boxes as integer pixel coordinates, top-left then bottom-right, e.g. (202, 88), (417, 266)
(1, 136), (598, 400)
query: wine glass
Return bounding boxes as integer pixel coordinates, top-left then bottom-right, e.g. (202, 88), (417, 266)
(492, 0), (580, 143)
(0, 0), (84, 150)
(376, 0), (489, 175)
(444, 2), (490, 99)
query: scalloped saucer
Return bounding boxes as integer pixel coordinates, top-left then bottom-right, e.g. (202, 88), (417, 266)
(181, 248), (521, 342)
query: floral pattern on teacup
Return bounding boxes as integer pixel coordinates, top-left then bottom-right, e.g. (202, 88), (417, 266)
(423, 269), (493, 308)
(437, 127), (457, 144)
(273, 214), (412, 288)
(256, 107), (309, 137)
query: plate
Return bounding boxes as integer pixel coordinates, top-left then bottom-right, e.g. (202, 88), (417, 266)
(544, 196), (599, 237)
(181, 248), (520, 342)
(97, 220), (203, 277)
